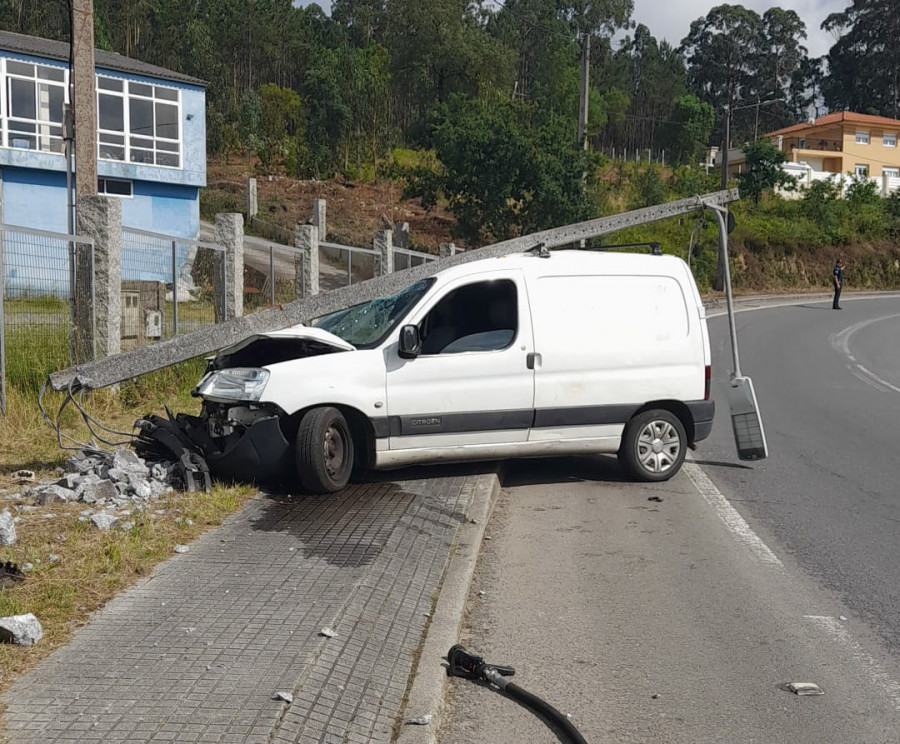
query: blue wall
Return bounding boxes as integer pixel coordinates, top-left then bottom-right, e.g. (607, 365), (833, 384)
(1, 167), (199, 237)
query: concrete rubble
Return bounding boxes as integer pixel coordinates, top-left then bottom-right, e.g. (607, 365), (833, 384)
(0, 613), (43, 646)
(16, 448), (180, 529)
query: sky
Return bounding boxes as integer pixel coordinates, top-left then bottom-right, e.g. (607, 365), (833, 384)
(296, 0), (849, 59)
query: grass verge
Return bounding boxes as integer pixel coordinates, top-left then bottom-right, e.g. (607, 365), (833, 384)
(0, 360), (256, 695)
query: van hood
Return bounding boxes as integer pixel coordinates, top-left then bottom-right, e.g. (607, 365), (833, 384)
(211, 325), (355, 370)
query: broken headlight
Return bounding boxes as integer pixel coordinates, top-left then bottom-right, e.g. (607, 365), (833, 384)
(196, 368), (270, 402)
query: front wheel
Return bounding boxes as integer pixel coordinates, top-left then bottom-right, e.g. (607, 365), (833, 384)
(295, 407), (354, 494)
(618, 409), (686, 482)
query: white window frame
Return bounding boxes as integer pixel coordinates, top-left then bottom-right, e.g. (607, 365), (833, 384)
(883, 167), (900, 178)
(1, 57), (69, 155)
(97, 177), (133, 198)
(96, 74), (182, 169)
(856, 129), (870, 145)
(884, 131), (897, 148)
(854, 164), (869, 178)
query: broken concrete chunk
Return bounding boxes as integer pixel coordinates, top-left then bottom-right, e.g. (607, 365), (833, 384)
(407, 714), (433, 725)
(107, 468), (128, 484)
(112, 449), (149, 476)
(56, 473), (82, 490)
(91, 512), (120, 531)
(274, 691), (293, 704)
(80, 480), (117, 505)
(0, 510), (16, 546)
(0, 613), (43, 646)
(12, 470), (34, 483)
(32, 485), (75, 506)
(173, 545), (189, 554)
(319, 627), (336, 638)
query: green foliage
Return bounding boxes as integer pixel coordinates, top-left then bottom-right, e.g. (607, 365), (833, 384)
(670, 166), (719, 198)
(422, 96), (591, 245)
(256, 84), (304, 172)
(736, 139), (794, 204)
(629, 165), (667, 209)
(660, 95), (714, 166)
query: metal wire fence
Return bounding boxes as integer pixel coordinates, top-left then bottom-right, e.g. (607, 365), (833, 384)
(319, 241), (378, 293)
(243, 234), (305, 312)
(1, 224), (94, 413)
(393, 246), (438, 271)
(121, 228), (226, 349)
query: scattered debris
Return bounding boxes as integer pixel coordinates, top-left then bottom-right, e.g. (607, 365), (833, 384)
(319, 627), (336, 638)
(478, 590), (486, 596)
(651, 693), (661, 700)
(785, 682), (824, 696)
(174, 545), (189, 554)
(840, 615), (847, 621)
(274, 691), (294, 704)
(0, 613), (43, 646)
(407, 714), (433, 725)
(12, 470), (34, 484)
(90, 512), (120, 531)
(0, 509), (16, 546)
(648, 496), (663, 503)
(0, 561), (25, 588)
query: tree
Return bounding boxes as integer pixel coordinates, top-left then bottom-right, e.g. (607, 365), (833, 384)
(680, 5), (765, 144)
(822, 0), (900, 118)
(736, 139), (793, 204)
(659, 94), (714, 166)
(426, 96), (591, 245)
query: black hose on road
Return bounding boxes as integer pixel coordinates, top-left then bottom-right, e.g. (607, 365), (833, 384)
(447, 644), (588, 744)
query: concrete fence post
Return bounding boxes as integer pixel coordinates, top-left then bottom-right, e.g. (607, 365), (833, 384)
(375, 229), (393, 276)
(394, 222), (410, 249)
(215, 213), (243, 320)
(75, 195), (121, 361)
(312, 199), (326, 242)
(246, 178), (258, 220)
(296, 224), (319, 297)
(883, 173), (891, 197)
(439, 242), (454, 259)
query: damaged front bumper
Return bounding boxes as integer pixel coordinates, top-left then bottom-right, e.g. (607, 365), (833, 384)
(135, 402), (294, 486)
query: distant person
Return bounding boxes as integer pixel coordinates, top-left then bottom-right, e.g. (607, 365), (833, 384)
(832, 258), (844, 309)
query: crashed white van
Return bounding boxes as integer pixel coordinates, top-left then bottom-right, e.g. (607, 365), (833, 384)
(191, 249), (714, 493)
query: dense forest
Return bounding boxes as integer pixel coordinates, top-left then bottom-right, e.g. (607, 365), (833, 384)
(2, 1), (897, 171)
(2, 0), (900, 259)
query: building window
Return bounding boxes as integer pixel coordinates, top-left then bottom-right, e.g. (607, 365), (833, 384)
(97, 75), (181, 168)
(884, 167), (900, 179)
(856, 130), (870, 145)
(97, 177), (133, 197)
(3, 59), (67, 154)
(854, 164), (869, 178)
(884, 132), (897, 148)
(798, 138), (806, 149)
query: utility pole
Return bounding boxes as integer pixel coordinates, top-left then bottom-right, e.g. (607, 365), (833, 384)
(577, 32), (590, 151)
(72, 0), (98, 201)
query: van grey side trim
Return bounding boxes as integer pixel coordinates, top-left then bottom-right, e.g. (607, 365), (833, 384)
(532, 404), (640, 428)
(371, 400), (715, 439)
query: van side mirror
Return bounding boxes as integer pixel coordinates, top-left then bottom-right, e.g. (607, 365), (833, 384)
(399, 325), (421, 359)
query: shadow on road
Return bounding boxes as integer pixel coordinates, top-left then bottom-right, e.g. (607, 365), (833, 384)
(690, 459), (754, 470)
(501, 454), (628, 487)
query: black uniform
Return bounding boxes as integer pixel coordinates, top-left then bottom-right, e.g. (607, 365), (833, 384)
(833, 263), (843, 309)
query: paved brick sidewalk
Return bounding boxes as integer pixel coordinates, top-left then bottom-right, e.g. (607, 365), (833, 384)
(1, 471), (492, 743)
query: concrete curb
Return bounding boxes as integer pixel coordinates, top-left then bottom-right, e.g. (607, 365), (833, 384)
(393, 472), (502, 744)
(704, 290), (900, 317)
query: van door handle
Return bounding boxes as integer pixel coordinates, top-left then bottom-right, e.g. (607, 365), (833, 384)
(526, 352), (541, 370)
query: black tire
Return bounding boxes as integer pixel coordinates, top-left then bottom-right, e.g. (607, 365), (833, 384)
(618, 409), (687, 482)
(295, 406), (354, 494)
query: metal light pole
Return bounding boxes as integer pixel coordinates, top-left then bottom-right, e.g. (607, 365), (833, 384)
(702, 199), (769, 462)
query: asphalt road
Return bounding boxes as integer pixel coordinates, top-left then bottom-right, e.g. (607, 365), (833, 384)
(438, 294), (900, 743)
(702, 296), (900, 653)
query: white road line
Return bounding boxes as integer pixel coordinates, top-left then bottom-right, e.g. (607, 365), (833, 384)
(830, 313), (900, 395)
(803, 615), (900, 711)
(683, 461), (783, 569)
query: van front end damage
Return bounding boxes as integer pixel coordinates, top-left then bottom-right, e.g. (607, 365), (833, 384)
(133, 327), (355, 486)
(135, 401), (294, 486)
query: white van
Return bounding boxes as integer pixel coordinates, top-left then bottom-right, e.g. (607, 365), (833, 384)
(191, 249), (714, 492)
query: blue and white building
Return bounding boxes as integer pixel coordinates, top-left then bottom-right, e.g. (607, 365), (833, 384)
(0, 29), (206, 237)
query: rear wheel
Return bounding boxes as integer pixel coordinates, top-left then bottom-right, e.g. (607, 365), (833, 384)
(295, 407), (354, 493)
(618, 409), (686, 482)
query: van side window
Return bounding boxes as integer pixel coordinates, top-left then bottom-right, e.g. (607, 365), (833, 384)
(420, 279), (518, 355)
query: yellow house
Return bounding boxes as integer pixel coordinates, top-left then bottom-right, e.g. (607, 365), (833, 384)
(766, 111), (900, 179)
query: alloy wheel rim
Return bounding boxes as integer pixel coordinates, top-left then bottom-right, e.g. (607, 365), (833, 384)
(636, 420), (680, 473)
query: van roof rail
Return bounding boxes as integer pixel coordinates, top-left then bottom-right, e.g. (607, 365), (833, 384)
(580, 241), (662, 255)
